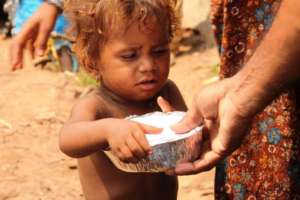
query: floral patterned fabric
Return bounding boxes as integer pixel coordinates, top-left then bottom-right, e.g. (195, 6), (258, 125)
(210, 0), (300, 199)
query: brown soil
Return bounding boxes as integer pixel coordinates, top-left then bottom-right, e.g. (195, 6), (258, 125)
(0, 38), (219, 200)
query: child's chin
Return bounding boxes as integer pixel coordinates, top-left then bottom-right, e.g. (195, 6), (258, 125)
(132, 93), (157, 101)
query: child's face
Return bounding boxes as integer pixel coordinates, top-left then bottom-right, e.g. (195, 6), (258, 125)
(98, 19), (170, 101)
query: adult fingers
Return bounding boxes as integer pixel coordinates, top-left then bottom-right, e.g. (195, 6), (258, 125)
(11, 19), (38, 70)
(173, 150), (223, 175)
(26, 38), (35, 59)
(166, 135), (223, 176)
(34, 23), (53, 57)
(11, 39), (24, 71)
(175, 123), (228, 175)
(157, 96), (174, 112)
(171, 103), (203, 134)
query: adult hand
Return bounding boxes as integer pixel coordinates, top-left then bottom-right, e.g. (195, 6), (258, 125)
(11, 2), (59, 71)
(168, 77), (254, 175)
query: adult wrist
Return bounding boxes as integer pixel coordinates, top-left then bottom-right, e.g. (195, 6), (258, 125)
(225, 71), (276, 119)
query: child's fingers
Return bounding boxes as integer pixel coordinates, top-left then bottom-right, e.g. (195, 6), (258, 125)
(132, 130), (152, 153)
(138, 124), (162, 153)
(126, 136), (147, 159)
(119, 145), (138, 163)
(157, 96), (174, 112)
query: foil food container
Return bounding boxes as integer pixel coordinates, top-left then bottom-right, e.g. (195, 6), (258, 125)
(104, 111), (203, 173)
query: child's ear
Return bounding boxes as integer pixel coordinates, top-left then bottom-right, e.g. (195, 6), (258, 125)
(96, 67), (103, 82)
(96, 71), (102, 82)
(96, 74), (102, 82)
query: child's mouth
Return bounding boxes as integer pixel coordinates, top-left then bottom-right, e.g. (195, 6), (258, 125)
(137, 79), (158, 91)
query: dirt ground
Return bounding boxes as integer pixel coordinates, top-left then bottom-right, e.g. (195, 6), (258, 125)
(0, 35), (219, 200)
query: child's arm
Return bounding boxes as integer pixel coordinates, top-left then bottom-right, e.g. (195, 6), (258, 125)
(59, 95), (161, 162)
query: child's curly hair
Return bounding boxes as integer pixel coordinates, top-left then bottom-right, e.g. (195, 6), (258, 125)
(64, 0), (181, 78)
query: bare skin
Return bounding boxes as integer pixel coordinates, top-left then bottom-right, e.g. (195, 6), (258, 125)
(60, 80), (186, 200)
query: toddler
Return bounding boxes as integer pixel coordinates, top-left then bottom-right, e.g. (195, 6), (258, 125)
(60, 0), (185, 199)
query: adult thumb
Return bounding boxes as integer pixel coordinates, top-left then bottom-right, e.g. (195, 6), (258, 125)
(172, 107), (203, 134)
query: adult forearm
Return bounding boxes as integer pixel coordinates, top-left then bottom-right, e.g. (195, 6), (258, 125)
(229, 0), (300, 118)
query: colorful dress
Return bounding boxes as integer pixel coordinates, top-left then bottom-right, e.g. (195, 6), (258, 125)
(210, 0), (300, 199)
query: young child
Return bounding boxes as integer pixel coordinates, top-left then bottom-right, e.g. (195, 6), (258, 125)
(60, 0), (186, 199)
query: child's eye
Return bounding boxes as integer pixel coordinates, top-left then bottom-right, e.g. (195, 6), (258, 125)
(152, 47), (170, 57)
(120, 51), (138, 60)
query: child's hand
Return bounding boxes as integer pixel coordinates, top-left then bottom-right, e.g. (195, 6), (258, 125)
(104, 118), (161, 163)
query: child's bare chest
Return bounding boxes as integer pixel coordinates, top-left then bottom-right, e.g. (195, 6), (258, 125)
(77, 152), (177, 200)
(105, 101), (160, 119)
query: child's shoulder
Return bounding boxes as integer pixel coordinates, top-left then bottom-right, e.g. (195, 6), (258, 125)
(71, 89), (110, 119)
(75, 89), (104, 106)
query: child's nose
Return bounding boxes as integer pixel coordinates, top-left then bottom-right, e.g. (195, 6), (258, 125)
(138, 57), (157, 73)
